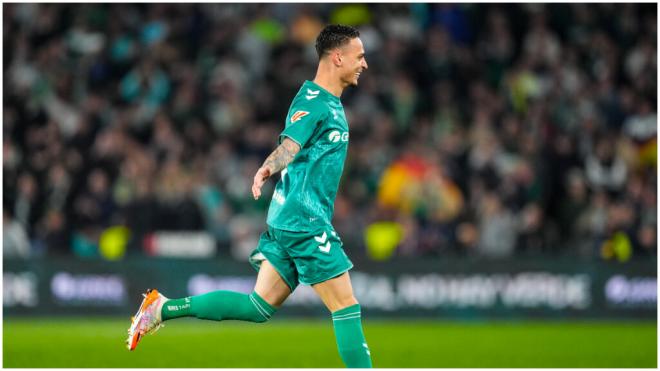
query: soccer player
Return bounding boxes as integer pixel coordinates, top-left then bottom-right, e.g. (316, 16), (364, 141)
(126, 24), (372, 368)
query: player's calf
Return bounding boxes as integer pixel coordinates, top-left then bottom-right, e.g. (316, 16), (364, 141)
(332, 303), (373, 368)
(162, 290), (276, 323)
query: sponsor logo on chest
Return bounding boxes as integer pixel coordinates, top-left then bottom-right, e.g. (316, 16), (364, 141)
(328, 130), (349, 143)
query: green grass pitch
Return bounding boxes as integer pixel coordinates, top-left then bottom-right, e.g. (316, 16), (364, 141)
(3, 318), (656, 368)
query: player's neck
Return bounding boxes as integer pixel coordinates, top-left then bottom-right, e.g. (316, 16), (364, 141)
(313, 65), (344, 97)
(312, 76), (343, 97)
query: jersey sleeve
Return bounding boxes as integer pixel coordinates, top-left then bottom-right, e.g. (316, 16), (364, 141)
(279, 102), (326, 148)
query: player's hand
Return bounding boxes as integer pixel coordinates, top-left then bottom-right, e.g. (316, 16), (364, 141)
(252, 166), (272, 200)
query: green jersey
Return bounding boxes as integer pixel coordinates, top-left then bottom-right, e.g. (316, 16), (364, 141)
(266, 80), (349, 232)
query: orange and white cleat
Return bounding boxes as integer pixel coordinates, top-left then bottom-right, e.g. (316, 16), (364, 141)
(126, 289), (168, 351)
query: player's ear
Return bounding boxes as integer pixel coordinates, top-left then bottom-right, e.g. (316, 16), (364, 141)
(332, 50), (342, 67)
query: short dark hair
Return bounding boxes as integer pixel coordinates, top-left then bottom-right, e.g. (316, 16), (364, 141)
(315, 24), (360, 59)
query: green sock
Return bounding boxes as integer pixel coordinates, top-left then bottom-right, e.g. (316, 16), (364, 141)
(332, 304), (373, 368)
(161, 291), (275, 323)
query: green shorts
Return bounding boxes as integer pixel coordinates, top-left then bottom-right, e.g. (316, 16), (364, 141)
(249, 225), (354, 292)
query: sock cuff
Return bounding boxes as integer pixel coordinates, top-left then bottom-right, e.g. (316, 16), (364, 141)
(249, 292), (276, 320)
(332, 303), (361, 320)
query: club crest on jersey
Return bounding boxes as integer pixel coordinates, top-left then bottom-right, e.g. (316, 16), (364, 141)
(291, 111), (309, 123)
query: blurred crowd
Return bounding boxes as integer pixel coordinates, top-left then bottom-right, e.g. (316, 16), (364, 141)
(3, 3), (657, 261)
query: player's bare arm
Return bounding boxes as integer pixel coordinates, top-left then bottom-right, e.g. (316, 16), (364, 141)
(252, 138), (301, 200)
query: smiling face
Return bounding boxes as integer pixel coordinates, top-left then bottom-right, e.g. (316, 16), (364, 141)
(337, 37), (368, 87)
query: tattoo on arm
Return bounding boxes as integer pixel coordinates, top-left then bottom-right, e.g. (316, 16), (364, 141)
(262, 138), (301, 175)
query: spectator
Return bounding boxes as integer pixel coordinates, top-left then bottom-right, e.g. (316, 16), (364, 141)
(3, 208), (31, 258)
(585, 135), (628, 192)
(476, 192), (517, 258)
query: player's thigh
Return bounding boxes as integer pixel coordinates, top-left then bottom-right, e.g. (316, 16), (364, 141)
(254, 260), (291, 308)
(312, 272), (358, 312)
